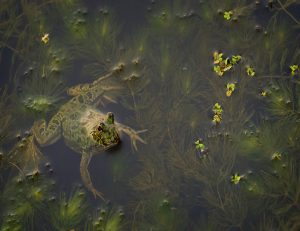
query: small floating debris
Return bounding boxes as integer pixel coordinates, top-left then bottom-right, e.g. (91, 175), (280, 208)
(290, 64), (299, 76)
(226, 83), (236, 97)
(271, 152), (282, 161)
(246, 65), (255, 77)
(261, 90), (267, 97)
(41, 33), (49, 44)
(212, 103), (223, 124)
(195, 138), (205, 152)
(231, 173), (244, 184)
(223, 10), (233, 20)
(213, 52), (241, 77)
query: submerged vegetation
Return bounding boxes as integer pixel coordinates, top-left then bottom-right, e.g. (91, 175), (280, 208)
(1, 0), (300, 230)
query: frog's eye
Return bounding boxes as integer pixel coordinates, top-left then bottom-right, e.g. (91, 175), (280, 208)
(106, 112), (114, 124)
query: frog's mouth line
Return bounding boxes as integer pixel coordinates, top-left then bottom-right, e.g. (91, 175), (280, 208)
(104, 141), (122, 154)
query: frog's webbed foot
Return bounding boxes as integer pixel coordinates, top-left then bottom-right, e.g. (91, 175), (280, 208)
(80, 153), (105, 201)
(94, 95), (118, 108)
(116, 124), (147, 151)
(93, 83), (124, 107)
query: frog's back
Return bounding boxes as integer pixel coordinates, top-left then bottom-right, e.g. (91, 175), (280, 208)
(60, 102), (106, 153)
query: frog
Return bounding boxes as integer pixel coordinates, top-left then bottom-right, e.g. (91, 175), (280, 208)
(32, 65), (146, 200)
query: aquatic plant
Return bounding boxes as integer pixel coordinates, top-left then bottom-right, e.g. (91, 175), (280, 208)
(41, 33), (50, 44)
(263, 81), (299, 118)
(271, 152), (282, 161)
(213, 51), (241, 77)
(0, 175), (51, 231)
(248, 214), (277, 231)
(234, 119), (296, 162)
(6, 130), (43, 174)
(195, 138), (205, 152)
(246, 65), (255, 77)
(58, 3), (89, 40)
(0, 0), (49, 59)
(253, 16), (298, 75)
(85, 206), (126, 231)
(230, 173), (244, 185)
(272, 0), (300, 27)
(14, 68), (66, 118)
(130, 192), (187, 231)
(290, 64), (299, 76)
(212, 102), (223, 124)
(56, 4), (121, 78)
(226, 82), (236, 97)
(223, 11), (233, 20)
(48, 188), (88, 230)
(242, 174), (265, 197)
(0, 87), (12, 146)
(1, 0), (300, 229)
(199, 0), (254, 24)
(257, 156), (300, 230)
(204, 186), (248, 229)
(146, 0), (197, 37)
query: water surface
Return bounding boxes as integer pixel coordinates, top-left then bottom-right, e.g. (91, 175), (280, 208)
(1, 0), (300, 230)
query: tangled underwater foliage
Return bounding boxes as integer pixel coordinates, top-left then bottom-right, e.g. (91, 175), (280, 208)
(0, 0), (300, 230)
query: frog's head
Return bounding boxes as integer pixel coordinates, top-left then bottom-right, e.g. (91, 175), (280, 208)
(106, 112), (114, 124)
(92, 114), (120, 149)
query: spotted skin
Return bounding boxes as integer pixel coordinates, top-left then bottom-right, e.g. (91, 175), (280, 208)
(33, 71), (146, 200)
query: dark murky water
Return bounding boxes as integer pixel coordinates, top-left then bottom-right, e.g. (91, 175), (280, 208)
(1, 0), (300, 230)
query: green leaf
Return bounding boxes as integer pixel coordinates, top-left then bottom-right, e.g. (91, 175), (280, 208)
(224, 11), (233, 20)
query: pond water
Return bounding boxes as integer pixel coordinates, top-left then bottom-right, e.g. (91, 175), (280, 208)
(1, 0), (300, 230)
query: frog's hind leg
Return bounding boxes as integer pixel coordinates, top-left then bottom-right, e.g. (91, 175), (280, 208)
(80, 153), (105, 200)
(33, 113), (62, 146)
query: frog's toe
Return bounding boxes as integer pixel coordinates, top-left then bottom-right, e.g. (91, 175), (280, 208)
(132, 140), (138, 151)
(136, 129), (148, 134)
(131, 134), (147, 151)
(135, 130), (147, 144)
(92, 188), (106, 201)
(103, 95), (117, 104)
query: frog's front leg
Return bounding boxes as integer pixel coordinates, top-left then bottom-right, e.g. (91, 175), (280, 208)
(33, 113), (62, 146)
(80, 153), (105, 200)
(116, 123), (147, 151)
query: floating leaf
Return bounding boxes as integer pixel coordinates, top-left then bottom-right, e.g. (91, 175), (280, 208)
(213, 103), (223, 115)
(224, 11), (233, 20)
(231, 55), (242, 65)
(213, 65), (224, 76)
(195, 139), (205, 152)
(213, 51), (223, 64)
(226, 83), (236, 97)
(212, 114), (222, 124)
(246, 66), (255, 77)
(231, 173), (243, 184)
(290, 64), (299, 76)
(261, 91), (267, 97)
(41, 33), (49, 44)
(271, 152), (282, 161)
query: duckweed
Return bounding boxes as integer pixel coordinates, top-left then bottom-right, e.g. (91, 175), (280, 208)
(290, 64), (299, 76)
(231, 173), (243, 185)
(223, 11), (233, 20)
(195, 138), (205, 152)
(246, 66), (255, 77)
(226, 83), (236, 97)
(41, 33), (50, 44)
(271, 152), (282, 161)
